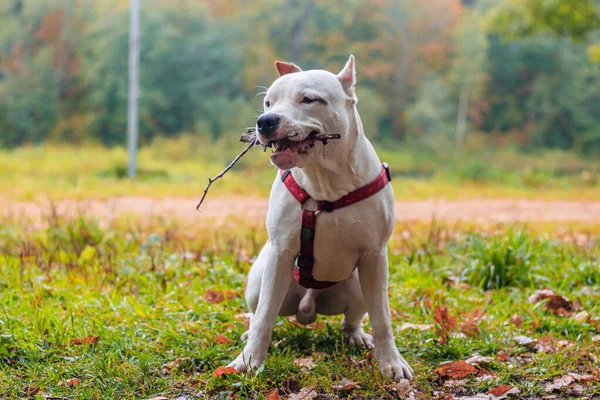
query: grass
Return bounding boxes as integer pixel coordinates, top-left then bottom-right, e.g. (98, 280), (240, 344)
(0, 136), (599, 202)
(0, 215), (598, 399)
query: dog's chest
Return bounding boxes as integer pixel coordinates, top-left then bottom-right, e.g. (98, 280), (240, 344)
(272, 190), (394, 283)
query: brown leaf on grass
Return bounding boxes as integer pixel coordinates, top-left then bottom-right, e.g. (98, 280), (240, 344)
(205, 289), (224, 304)
(434, 305), (457, 343)
(509, 314), (523, 328)
(22, 385), (40, 396)
(58, 377), (80, 387)
(400, 322), (434, 331)
(465, 355), (494, 365)
(434, 306), (457, 331)
(332, 377), (359, 392)
(487, 384), (520, 398)
(70, 336), (99, 345)
(513, 335), (534, 346)
(435, 360), (478, 380)
(528, 289), (582, 317)
(461, 309), (485, 336)
(212, 366), (237, 377)
(544, 375), (575, 392)
(288, 386), (318, 400)
(572, 310), (589, 322)
(216, 333), (231, 345)
(267, 388), (281, 400)
(496, 350), (509, 361)
(293, 356), (316, 370)
(544, 372), (597, 393)
(285, 315), (324, 330)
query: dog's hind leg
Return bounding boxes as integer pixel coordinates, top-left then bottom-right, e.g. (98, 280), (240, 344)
(339, 271), (373, 349)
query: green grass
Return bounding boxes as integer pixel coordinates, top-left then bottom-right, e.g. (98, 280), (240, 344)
(0, 216), (598, 399)
(0, 136), (599, 202)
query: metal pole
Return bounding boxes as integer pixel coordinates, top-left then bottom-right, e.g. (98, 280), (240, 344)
(127, 0), (140, 178)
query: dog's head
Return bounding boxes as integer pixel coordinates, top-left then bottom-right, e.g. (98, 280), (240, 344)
(257, 55), (358, 170)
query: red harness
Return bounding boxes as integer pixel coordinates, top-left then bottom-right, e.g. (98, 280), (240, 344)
(280, 163), (392, 289)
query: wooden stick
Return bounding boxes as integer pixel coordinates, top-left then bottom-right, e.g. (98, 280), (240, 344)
(240, 129), (341, 145)
(195, 138), (257, 211)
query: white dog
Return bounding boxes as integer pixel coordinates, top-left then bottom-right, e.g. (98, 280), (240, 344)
(227, 56), (413, 381)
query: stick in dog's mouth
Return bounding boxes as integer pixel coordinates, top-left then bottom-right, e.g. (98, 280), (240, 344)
(240, 129), (341, 152)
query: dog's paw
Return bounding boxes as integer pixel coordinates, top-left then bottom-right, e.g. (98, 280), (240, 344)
(227, 348), (266, 373)
(344, 327), (374, 349)
(377, 351), (414, 381)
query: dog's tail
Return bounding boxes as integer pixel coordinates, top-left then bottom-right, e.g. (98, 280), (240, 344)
(296, 289), (321, 325)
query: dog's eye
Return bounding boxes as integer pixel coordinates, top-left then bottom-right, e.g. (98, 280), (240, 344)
(265, 101), (271, 108)
(301, 97), (315, 104)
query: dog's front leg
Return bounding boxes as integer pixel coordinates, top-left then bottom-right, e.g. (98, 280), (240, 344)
(228, 244), (293, 372)
(358, 250), (414, 381)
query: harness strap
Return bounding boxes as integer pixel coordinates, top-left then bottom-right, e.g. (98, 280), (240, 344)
(280, 163), (391, 289)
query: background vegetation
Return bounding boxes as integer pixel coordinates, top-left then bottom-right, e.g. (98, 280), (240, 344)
(1, 0), (599, 156)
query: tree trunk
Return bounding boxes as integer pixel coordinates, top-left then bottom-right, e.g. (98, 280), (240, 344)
(455, 84), (469, 145)
(288, 0), (314, 61)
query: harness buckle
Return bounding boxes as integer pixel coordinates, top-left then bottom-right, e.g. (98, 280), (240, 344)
(322, 201), (334, 212)
(281, 170), (291, 182)
(383, 162), (392, 182)
(295, 254), (314, 277)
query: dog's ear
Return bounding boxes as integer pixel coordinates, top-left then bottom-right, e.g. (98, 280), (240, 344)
(337, 55), (356, 99)
(275, 61), (302, 76)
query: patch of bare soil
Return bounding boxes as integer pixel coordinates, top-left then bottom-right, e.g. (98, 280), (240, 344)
(2, 196), (599, 224)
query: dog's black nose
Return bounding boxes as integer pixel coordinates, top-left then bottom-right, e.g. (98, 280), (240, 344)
(256, 114), (280, 138)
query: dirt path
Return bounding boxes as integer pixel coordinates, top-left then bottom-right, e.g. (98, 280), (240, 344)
(2, 196), (599, 223)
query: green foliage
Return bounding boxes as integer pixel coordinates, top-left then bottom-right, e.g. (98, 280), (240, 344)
(454, 231), (540, 289)
(0, 218), (599, 398)
(1, 0), (600, 155)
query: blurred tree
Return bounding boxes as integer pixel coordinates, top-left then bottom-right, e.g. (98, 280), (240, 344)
(82, 0), (244, 144)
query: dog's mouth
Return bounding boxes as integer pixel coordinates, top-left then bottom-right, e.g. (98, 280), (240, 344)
(270, 131), (318, 155)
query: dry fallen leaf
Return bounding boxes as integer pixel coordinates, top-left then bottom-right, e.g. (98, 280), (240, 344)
(216, 333), (231, 345)
(399, 322), (434, 331)
(293, 356), (316, 370)
(461, 309), (486, 336)
(288, 386), (318, 400)
(435, 360), (478, 380)
(434, 305), (457, 331)
(572, 310), (589, 323)
(212, 366), (237, 377)
(509, 314), (523, 328)
(528, 289), (581, 316)
(496, 350), (509, 361)
(544, 375), (575, 392)
(487, 384), (520, 399)
(205, 289), (224, 304)
(58, 377), (80, 387)
(285, 315), (324, 330)
(332, 377), (359, 391)
(267, 388), (281, 400)
(434, 305), (457, 344)
(465, 355), (494, 365)
(70, 336), (99, 345)
(513, 335), (534, 346)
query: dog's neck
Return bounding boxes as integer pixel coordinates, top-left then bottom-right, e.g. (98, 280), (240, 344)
(291, 107), (383, 201)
